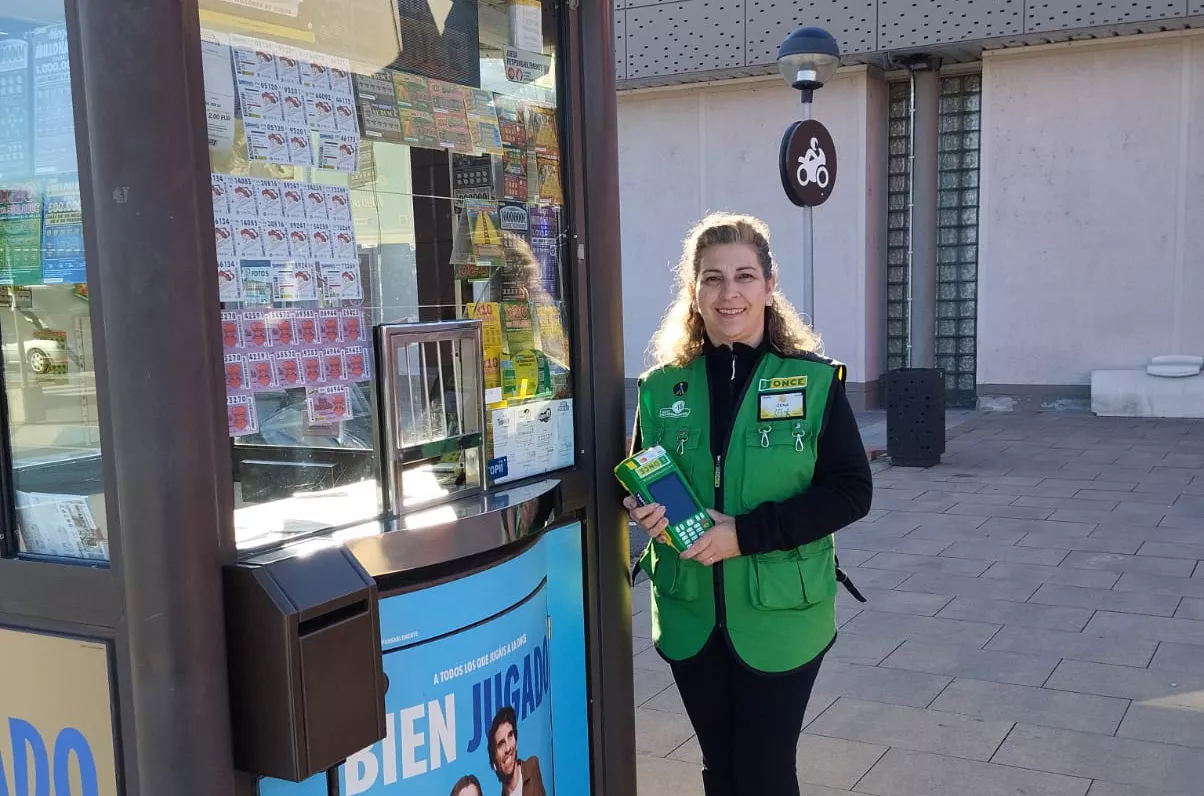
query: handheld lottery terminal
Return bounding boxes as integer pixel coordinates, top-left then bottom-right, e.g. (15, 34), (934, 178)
(615, 445), (714, 551)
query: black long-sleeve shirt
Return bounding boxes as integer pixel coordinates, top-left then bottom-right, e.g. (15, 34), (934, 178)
(633, 338), (873, 555)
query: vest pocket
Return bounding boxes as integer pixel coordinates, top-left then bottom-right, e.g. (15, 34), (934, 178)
(649, 541), (702, 602)
(740, 423), (816, 509)
(749, 549), (837, 610)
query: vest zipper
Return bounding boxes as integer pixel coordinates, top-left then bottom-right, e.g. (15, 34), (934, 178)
(712, 346), (763, 634)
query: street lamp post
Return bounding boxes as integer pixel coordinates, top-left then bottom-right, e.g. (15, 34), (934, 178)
(776, 27), (841, 324)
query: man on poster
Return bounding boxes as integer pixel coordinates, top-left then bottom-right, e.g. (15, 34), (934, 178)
(487, 706), (546, 796)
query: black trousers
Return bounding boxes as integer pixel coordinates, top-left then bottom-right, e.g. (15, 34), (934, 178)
(668, 631), (827, 796)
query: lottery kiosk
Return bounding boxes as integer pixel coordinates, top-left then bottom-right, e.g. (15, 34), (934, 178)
(0, 1), (633, 796)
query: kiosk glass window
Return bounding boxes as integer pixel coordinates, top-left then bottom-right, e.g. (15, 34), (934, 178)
(0, 1), (108, 563)
(197, 0), (573, 550)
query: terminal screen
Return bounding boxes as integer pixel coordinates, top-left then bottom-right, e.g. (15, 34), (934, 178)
(647, 474), (700, 526)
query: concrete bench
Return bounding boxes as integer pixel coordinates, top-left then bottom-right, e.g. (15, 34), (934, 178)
(1091, 369), (1204, 418)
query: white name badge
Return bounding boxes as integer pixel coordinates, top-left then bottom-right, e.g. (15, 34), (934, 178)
(758, 390), (806, 420)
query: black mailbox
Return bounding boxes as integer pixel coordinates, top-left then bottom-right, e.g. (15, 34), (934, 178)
(224, 544), (386, 782)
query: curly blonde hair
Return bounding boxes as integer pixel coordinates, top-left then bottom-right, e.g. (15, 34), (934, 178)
(647, 212), (822, 368)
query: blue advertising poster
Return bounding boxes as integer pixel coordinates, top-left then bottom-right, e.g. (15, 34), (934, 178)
(343, 583), (553, 796)
(0, 39), (32, 181)
(259, 523), (592, 796)
(30, 25), (76, 177)
(40, 172), (85, 283)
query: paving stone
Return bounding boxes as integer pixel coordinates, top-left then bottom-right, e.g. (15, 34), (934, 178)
(946, 503), (1056, 520)
(670, 731), (887, 790)
(1116, 702), (1204, 748)
(1083, 611), (1204, 646)
(874, 486), (934, 501)
(858, 508), (893, 522)
(1019, 532), (1141, 555)
(1014, 496), (1121, 511)
(938, 596), (1093, 632)
(637, 754), (702, 796)
(641, 682), (684, 714)
(1143, 467), (1200, 486)
(1045, 660), (1204, 707)
(1173, 598), (1204, 626)
(896, 572), (1040, 602)
(856, 748), (1091, 796)
(832, 547), (877, 567)
(1150, 642), (1204, 674)
(1160, 514), (1204, 530)
(1076, 489), (1178, 505)
(929, 677), (1129, 735)
(981, 517), (1098, 537)
(1040, 478), (1140, 493)
(1132, 482), (1196, 499)
(632, 610), (652, 639)
(870, 494), (961, 513)
(1163, 454), (1204, 468)
(982, 562), (1120, 589)
(907, 523), (1026, 544)
(862, 552), (992, 577)
(1113, 572), (1204, 599)
(797, 734), (888, 789)
(635, 706), (696, 756)
(633, 646), (671, 673)
(941, 540), (1070, 566)
(1051, 506), (1170, 527)
(810, 661), (953, 709)
(992, 723), (1204, 795)
(1088, 780), (1195, 796)
(863, 513), (926, 534)
(841, 535), (955, 556)
(1061, 551), (1196, 577)
(828, 632), (905, 666)
(840, 566), (911, 590)
(881, 639), (1058, 686)
(632, 582), (651, 615)
(981, 483), (1082, 498)
(923, 490), (1024, 505)
(986, 626), (1156, 667)
(807, 698), (1014, 761)
(888, 511), (990, 532)
(837, 604), (863, 627)
(1028, 583), (1181, 617)
(634, 668), (676, 706)
(921, 480), (991, 493)
(844, 588), (953, 617)
(839, 610), (1001, 648)
(1137, 540), (1204, 561)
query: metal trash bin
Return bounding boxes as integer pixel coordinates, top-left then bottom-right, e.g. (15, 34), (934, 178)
(885, 368), (946, 468)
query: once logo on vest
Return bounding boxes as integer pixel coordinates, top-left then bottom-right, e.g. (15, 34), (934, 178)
(658, 400), (691, 419)
(758, 375), (808, 392)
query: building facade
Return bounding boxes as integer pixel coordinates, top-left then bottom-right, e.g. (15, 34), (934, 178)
(614, 1), (1204, 410)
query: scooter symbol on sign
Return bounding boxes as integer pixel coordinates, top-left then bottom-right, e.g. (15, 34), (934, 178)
(796, 137), (830, 189)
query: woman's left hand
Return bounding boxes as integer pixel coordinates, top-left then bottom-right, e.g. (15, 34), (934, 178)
(680, 509), (742, 566)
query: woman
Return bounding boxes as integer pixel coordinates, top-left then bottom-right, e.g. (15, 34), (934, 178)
(627, 212), (873, 796)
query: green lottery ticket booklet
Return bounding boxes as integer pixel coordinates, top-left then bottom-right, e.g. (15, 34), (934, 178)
(615, 445), (714, 551)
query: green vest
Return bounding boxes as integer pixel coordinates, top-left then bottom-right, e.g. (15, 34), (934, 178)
(635, 350), (842, 673)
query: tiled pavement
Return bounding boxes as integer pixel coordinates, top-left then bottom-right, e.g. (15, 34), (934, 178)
(632, 411), (1204, 796)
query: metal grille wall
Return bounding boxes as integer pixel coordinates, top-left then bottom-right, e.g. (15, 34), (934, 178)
(884, 73), (982, 408)
(936, 74), (981, 408)
(885, 81), (912, 374)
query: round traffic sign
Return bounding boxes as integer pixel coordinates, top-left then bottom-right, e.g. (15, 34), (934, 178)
(780, 119), (837, 207)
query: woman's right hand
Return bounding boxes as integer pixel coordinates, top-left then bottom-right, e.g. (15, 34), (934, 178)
(623, 496), (670, 545)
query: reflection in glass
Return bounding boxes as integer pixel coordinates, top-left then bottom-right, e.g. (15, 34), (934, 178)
(0, 3), (107, 562)
(199, 0), (574, 548)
